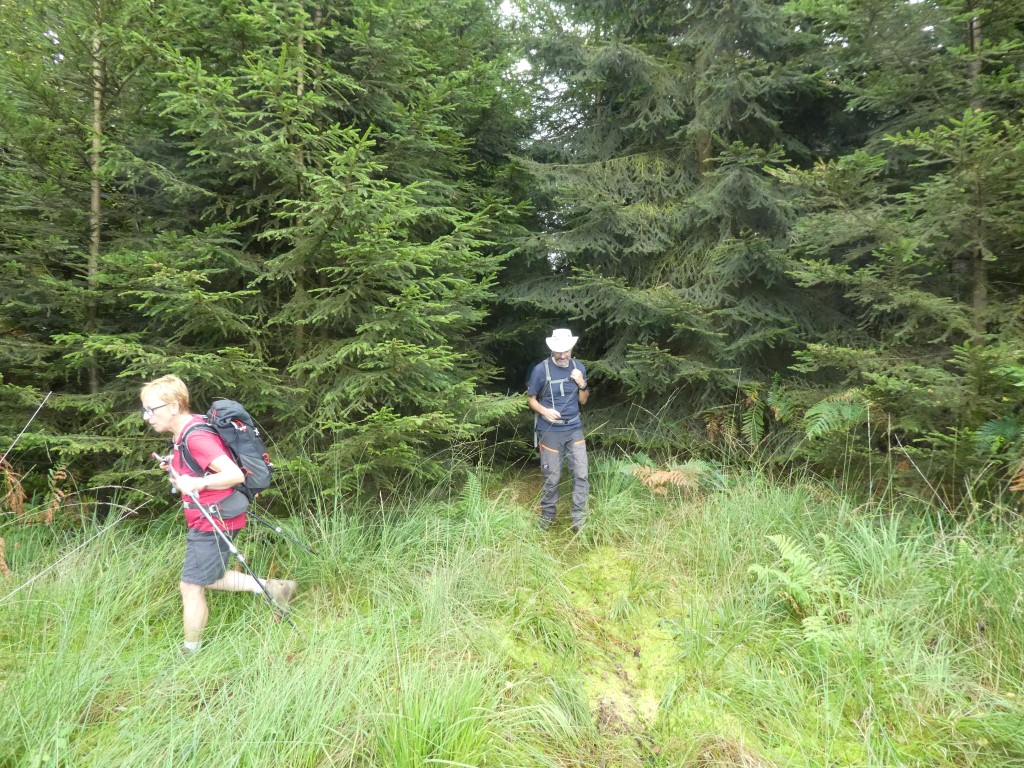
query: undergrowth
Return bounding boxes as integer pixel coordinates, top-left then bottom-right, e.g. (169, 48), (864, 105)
(2, 459), (1023, 767)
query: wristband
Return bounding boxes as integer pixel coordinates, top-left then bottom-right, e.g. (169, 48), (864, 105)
(579, 384), (589, 392)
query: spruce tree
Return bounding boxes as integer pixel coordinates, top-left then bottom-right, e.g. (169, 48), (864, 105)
(148, 0), (528, 491)
(0, 0), (213, 496)
(775, 0), (1024, 494)
(1, 0), (529, 499)
(506, 0), (833, 451)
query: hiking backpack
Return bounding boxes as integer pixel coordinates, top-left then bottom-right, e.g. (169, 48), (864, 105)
(176, 400), (273, 500)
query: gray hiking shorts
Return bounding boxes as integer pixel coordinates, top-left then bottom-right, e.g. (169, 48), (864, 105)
(181, 528), (237, 586)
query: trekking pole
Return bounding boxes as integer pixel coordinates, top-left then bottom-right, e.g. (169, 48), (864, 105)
(247, 508), (316, 555)
(1, 391), (53, 465)
(155, 454), (302, 635)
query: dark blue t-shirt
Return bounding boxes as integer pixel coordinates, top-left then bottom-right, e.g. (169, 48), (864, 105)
(527, 357), (587, 433)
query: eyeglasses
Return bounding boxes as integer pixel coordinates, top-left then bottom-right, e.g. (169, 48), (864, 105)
(140, 403), (170, 418)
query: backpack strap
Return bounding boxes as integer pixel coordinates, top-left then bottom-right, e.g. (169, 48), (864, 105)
(533, 359), (552, 444)
(174, 422), (217, 476)
(541, 357), (578, 402)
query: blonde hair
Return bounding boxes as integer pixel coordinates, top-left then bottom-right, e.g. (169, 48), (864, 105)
(140, 374), (190, 412)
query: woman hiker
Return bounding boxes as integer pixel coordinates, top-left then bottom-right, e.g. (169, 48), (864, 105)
(141, 375), (296, 653)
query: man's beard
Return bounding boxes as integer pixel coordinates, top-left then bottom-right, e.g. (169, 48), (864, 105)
(552, 356), (570, 368)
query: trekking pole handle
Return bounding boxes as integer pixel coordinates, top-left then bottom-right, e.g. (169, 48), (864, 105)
(154, 452), (204, 502)
(153, 452), (179, 494)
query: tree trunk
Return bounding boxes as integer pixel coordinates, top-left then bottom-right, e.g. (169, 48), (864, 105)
(967, 3), (987, 339)
(695, 131), (713, 176)
(291, 12), (310, 360)
(88, 31), (104, 395)
(968, 4), (983, 109)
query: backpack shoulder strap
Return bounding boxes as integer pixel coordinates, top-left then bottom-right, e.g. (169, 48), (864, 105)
(540, 357), (581, 401)
(175, 421), (217, 475)
(534, 358), (555, 439)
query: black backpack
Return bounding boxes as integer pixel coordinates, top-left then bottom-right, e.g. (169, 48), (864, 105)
(176, 400), (273, 500)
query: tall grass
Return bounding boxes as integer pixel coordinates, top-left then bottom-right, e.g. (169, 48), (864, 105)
(3, 461), (1024, 766)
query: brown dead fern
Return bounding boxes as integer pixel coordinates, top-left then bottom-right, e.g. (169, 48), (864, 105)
(0, 537), (10, 577)
(39, 465), (71, 526)
(1010, 459), (1024, 492)
(706, 414), (723, 445)
(1, 459), (27, 518)
(632, 466), (701, 495)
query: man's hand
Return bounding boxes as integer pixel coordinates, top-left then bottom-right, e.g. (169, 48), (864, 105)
(527, 394), (562, 423)
(570, 369), (586, 389)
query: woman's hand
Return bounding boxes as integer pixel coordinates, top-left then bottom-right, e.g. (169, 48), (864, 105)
(173, 474), (205, 498)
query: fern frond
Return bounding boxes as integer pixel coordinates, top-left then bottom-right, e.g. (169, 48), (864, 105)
(749, 535), (844, 618)
(815, 533), (851, 586)
(748, 563), (812, 616)
(769, 534), (822, 581)
(741, 398), (767, 446)
(974, 417), (1022, 455)
(767, 385), (797, 425)
(458, 470), (484, 514)
(804, 391), (869, 438)
(1010, 459), (1024, 492)
(800, 613), (838, 648)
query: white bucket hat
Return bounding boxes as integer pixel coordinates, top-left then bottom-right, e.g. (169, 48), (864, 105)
(546, 328), (578, 353)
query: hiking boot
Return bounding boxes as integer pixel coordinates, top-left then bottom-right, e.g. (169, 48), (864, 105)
(537, 517), (553, 531)
(264, 579), (298, 608)
(571, 522), (584, 534)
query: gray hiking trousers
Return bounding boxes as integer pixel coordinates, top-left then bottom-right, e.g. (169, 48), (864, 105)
(538, 426), (589, 526)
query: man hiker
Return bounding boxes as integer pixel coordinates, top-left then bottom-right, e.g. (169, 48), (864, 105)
(527, 328), (591, 532)
(141, 375), (296, 653)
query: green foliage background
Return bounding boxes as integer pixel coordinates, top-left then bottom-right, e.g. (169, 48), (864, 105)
(2, 0), (1024, 504)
